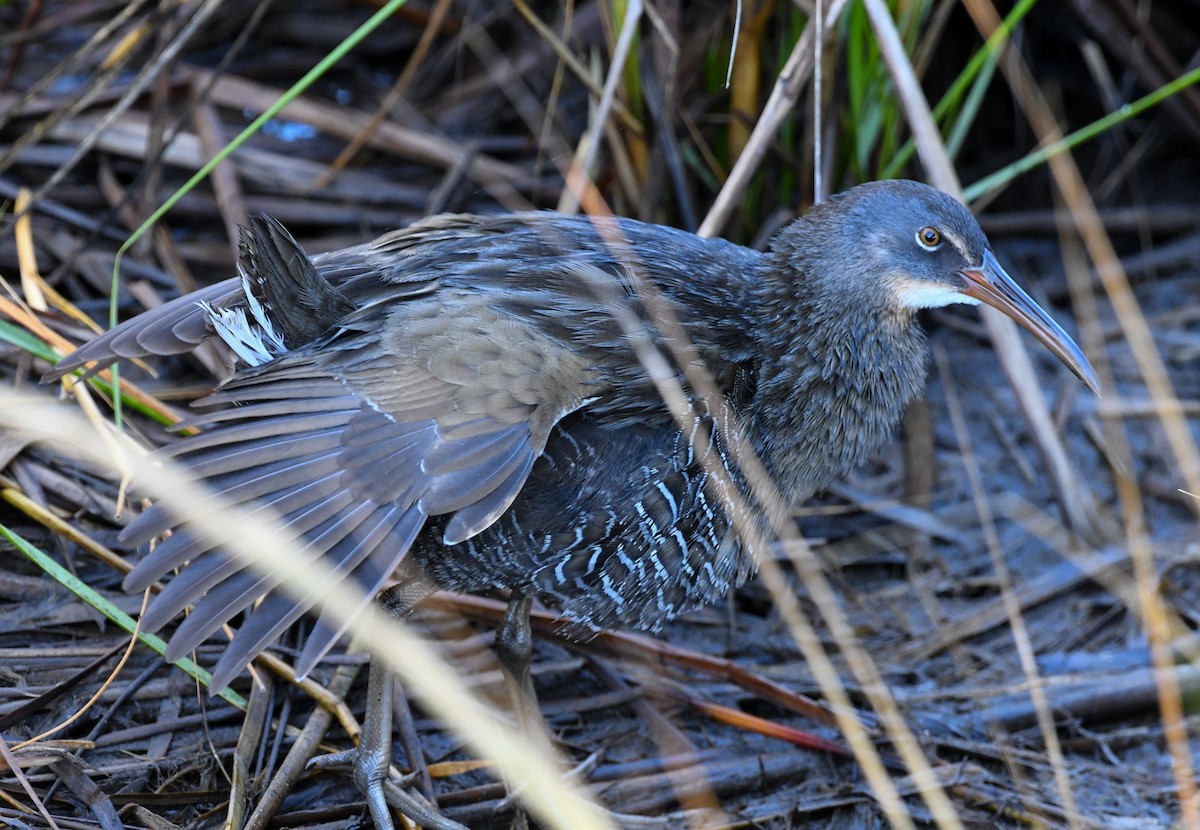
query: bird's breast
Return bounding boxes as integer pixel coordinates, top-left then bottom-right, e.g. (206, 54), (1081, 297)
(748, 319), (929, 504)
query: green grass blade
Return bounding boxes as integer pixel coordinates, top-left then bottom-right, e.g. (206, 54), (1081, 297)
(965, 63), (1200, 201)
(0, 318), (57, 361)
(2, 522), (247, 708)
(879, 0), (1037, 179)
(944, 45), (1000, 161)
(0, 321), (176, 427)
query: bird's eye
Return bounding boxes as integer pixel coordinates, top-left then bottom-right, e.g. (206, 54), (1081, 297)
(916, 227), (942, 250)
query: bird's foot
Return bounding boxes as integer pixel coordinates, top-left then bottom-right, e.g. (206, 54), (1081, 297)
(308, 653), (465, 830)
(308, 744), (466, 830)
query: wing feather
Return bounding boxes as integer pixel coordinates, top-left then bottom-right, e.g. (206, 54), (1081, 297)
(47, 212), (697, 688)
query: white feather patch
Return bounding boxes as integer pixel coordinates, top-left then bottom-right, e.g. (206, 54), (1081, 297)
(893, 280), (980, 310)
(200, 271), (288, 366)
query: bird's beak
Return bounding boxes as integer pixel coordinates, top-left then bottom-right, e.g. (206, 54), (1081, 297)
(960, 250), (1101, 395)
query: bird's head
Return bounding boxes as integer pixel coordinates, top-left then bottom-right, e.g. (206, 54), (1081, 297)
(789, 180), (1100, 395)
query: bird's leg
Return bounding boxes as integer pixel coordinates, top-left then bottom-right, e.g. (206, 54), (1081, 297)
(308, 656), (394, 826)
(308, 573), (466, 830)
(495, 592), (540, 737)
(494, 592), (548, 830)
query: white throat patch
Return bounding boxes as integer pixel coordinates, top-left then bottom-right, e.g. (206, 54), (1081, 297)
(893, 279), (981, 310)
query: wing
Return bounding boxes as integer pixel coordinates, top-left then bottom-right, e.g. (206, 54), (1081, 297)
(47, 276), (244, 376)
(123, 287), (600, 689)
(47, 211), (758, 689)
(52, 218), (611, 690)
